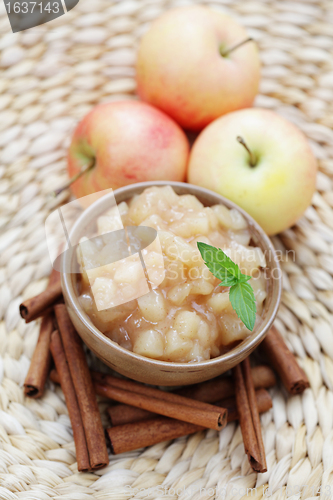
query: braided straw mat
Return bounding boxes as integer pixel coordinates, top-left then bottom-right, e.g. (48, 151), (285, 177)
(1, 0), (333, 498)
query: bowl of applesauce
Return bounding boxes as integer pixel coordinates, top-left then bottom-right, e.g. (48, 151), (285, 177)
(61, 181), (281, 386)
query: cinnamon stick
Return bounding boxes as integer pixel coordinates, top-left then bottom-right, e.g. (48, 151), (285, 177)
(233, 359), (267, 473)
(106, 366), (276, 426)
(20, 279), (62, 323)
(94, 381), (227, 431)
(242, 358), (267, 471)
(108, 405), (153, 426)
(24, 313), (54, 398)
(107, 388), (272, 455)
(260, 326), (309, 395)
(50, 364), (276, 402)
(221, 389), (271, 422)
(54, 304), (109, 470)
(50, 330), (90, 472)
(92, 372), (227, 428)
(176, 365), (276, 403)
(50, 368), (60, 384)
(51, 370), (227, 430)
(48, 267), (61, 287)
(23, 268), (60, 397)
(50, 365), (276, 427)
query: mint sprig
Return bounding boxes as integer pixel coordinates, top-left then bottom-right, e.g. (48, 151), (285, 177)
(197, 242), (257, 331)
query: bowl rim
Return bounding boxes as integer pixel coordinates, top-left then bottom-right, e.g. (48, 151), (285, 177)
(62, 180), (282, 371)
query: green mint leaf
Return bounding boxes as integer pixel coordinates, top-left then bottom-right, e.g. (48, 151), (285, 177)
(204, 262), (238, 287)
(229, 282), (257, 331)
(197, 242), (242, 282)
(197, 241), (257, 331)
(218, 277), (239, 287)
(238, 273), (252, 283)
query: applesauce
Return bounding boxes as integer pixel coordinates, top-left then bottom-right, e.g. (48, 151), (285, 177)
(77, 186), (268, 363)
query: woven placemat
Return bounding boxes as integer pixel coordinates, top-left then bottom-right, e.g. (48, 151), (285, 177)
(1, 0), (333, 498)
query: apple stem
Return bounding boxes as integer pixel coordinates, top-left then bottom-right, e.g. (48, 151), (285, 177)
(52, 160), (95, 197)
(237, 136), (257, 167)
(220, 37), (253, 57)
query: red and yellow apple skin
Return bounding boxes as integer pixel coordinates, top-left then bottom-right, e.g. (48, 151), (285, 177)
(67, 101), (189, 198)
(187, 108), (317, 235)
(136, 6), (260, 131)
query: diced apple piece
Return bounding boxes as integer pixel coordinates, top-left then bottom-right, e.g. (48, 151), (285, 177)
(144, 250), (164, 268)
(197, 264), (216, 284)
(98, 235), (128, 266)
(231, 229), (251, 246)
(114, 258), (144, 283)
(197, 319), (210, 346)
(133, 329), (164, 359)
(189, 214), (210, 235)
(252, 247), (266, 268)
(86, 262), (116, 285)
(78, 237), (99, 269)
(250, 274), (267, 314)
(77, 246), (90, 286)
(167, 283), (192, 305)
(204, 207), (219, 231)
(140, 214), (167, 231)
(190, 278), (214, 295)
(251, 273), (267, 296)
(162, 258), (185, 287)
(117, 201), (129, 217)
(97, 214), (123, 235)
(173, 310), (200, 339)
(170, 213), (210, 238)
(91, 277), (117, 310)
(207, 292), (232, 314)
(211, 345), (220, 357)
(187, 341), (209, 362)
(79, 293), (93, 315)
(160, 232), (199, 268)
(144, 249), (165, 288)
(172, 237), (200, 268)
(104, 201), (128, 218)
(219, 311), (252, 345)
(138, 290), (167, 323)
(229, 208), (247, 230)
(158, 230), (175, 252)
(212, 205), (233, 228)
(128, 198), (154, 225)
(169, 220), (192, 238)
(149, 269), (166, 288)
(165, 329), (193, 359)
(121, 284), (138, 301)
(159, 185), (179, 204)
(212, 206), (247, 231)
(178, 194), (204, 210)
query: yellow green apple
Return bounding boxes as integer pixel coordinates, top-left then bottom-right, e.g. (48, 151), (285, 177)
(187, 108), (317, 235)
(136, 5), (260, 131)
(67, 101), (189, 198)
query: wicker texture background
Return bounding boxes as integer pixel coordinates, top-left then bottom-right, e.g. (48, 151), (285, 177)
(1, 0), (333, 498)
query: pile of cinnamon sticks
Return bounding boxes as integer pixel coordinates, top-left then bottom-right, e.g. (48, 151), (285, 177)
(21, 270), (109, 471)
(20, 271), (309, 474)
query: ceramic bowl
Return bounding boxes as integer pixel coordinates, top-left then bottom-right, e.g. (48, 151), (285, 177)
(61, 181), (281, 386)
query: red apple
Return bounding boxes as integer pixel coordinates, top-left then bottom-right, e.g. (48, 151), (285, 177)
(136, 6), (260, 131)
(67, 101), (189, 198)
